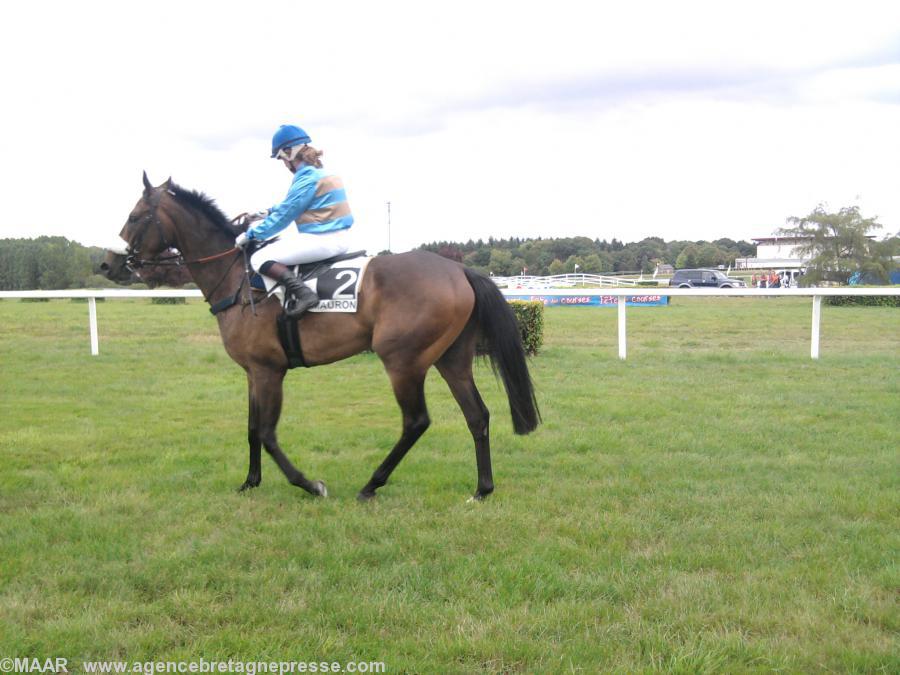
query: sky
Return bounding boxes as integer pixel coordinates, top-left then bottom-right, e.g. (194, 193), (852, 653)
(1, 0), (898, 254)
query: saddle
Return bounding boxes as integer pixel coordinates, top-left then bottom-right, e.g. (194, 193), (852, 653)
(250, 250), (368, 291)
(266, 249), (369, 370)
(294, 250), (368, 282)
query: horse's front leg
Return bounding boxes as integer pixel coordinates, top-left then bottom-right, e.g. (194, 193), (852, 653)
(238, 374), (262, 491)
(250, 366), (327, 497)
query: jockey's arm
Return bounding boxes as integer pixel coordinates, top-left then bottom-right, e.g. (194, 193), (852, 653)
(246, 174), (317, 241)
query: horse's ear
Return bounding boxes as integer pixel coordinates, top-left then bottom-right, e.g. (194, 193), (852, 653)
(164, 176), (173, 189)
(142, 171), (153, 193)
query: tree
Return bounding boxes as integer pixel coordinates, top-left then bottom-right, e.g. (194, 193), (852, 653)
(547, 258), (566, 276)
(675, 244), (699, 269)
(580, 253), (604, 274)
(463, 248), (491, 268)
(563, 255), (584, 273)
(695, 243), (729, 268)
(488, 249), (515, 276)
(0, 237), (100, 290)
(435, 244), (463, 262)
(778, 205), (895, 285)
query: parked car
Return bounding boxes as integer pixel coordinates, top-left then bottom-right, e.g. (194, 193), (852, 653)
(669, 269), (747, 288)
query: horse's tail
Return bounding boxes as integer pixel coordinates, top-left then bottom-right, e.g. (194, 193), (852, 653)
(463, 267), (540, 435)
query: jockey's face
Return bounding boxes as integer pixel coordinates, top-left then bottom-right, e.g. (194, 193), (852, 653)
(276, 145), (303, 174)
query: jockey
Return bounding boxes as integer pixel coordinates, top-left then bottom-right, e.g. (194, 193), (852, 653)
(235, 124), (354, 317)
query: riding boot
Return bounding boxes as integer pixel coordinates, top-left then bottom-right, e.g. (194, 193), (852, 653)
(263, 261), (319, 318)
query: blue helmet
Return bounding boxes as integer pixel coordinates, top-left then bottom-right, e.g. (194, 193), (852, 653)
(270, 124), (311, 158)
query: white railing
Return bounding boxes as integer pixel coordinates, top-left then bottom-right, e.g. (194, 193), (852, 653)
(1, 286), (897, 360)
(0, 289), (202, 356)
(499, 286), (899, 360)
(492, 273), (644, 288)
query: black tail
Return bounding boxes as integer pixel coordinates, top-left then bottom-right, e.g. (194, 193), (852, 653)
(464, 268), (540, 434)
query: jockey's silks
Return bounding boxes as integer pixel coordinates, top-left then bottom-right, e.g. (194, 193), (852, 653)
(247, 164), (354, 241)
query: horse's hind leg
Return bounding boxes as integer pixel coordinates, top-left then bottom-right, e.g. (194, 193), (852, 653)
(358, 367), (430, 501)
(249, 366), (327, 497)
(436, 329), (493, 500)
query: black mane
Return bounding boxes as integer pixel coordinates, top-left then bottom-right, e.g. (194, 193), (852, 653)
(168, 183), (240, 237)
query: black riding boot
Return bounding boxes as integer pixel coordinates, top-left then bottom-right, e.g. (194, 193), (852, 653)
(262, 261), (319, 318)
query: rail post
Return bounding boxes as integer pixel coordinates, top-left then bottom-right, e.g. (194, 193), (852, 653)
(618, 297), (627, 360)
(88, 296), (99, 356)
(810, 295), (822, 360)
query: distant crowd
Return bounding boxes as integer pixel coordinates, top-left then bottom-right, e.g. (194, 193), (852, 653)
(751, 271), (793, 288)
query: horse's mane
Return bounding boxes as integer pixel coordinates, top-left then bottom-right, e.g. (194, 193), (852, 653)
(168, 183), (241, 237)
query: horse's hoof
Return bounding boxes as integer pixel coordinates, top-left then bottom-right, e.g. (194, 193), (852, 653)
(468, 490), (492, 502)
(238, 481), (259, 492)
(357, 490), (376, 502)
(312, 480), (328, 497)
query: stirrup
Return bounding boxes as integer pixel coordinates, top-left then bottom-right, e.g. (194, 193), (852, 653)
(284, 288), (319, 318)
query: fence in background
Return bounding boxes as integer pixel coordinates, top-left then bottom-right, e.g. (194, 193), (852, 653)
(492, 273), (647, 288)
(0, 289), (202, 356)
(1, 286), (897, 360)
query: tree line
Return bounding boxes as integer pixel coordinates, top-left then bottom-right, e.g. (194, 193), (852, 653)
(0, 237), (112, 290)
(419, 236), (756, 276)
(2, 203), (895, 289)
(0, 234), (754, 290)
(419, 204), (897, 284)
(0, 237), (195, 290)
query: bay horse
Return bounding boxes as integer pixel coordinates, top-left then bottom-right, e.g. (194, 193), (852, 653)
(101, 173), (540, 501)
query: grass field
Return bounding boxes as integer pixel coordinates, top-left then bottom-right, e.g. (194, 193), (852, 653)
(0, 297), (897, 673)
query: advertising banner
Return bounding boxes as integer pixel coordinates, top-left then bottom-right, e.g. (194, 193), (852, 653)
(505, 293), (669, 307)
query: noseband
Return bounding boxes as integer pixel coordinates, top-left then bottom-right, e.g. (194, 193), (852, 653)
(120, 187), (252, 315)
(124, 189), (239, 272)
(124, 188), (182, 273)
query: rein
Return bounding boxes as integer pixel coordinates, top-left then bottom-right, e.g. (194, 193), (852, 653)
(125, 188), (262, 316)
(127, 246), (240, 269)
(126, 210), (255, 269)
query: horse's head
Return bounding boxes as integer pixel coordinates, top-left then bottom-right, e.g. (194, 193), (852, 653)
(132, 252), (194, 287)
(100, 171), (181, 286)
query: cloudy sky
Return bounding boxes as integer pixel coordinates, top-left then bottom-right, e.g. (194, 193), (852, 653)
(1, 0), (898, 253)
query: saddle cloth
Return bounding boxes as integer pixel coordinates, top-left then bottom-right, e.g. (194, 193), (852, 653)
(252, 251), (370, 313)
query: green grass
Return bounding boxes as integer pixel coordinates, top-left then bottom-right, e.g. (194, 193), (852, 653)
(0, 298), (897, 673)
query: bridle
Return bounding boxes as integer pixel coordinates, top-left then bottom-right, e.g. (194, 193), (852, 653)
(124, 188), (240, 274)
(121, 187), (257, 315)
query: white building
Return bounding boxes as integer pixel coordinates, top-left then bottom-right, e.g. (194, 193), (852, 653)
(735, 236), (811, 270)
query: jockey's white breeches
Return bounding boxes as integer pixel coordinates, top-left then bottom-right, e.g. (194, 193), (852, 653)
(250, 227), (353, 272)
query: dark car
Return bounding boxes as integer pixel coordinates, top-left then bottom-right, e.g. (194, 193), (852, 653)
(669, 269), (746, 288)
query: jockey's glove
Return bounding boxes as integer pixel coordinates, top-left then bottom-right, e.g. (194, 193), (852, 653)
(234, 232), (251, 249)
(234, 210), (269, 228)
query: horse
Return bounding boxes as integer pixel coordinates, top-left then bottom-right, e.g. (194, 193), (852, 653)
(101, 173), (540, 501)
(126, 247), (194, 287)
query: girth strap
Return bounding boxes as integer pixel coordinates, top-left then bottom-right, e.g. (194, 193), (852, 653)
(277, 314), (308, 368)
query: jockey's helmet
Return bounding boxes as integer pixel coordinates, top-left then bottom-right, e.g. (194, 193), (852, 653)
(271, 124), (312, 158)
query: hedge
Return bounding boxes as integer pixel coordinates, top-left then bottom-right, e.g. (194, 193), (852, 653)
(825, 294), (900, 307)
(509, 300), (544, 355)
